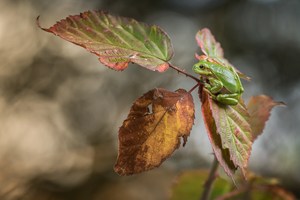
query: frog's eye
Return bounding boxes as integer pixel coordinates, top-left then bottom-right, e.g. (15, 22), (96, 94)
(199, 65), (204, 69)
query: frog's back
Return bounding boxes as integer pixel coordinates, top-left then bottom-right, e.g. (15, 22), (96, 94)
(210, 64), (241, 93)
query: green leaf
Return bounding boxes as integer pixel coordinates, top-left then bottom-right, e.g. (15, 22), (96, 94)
(170, 170), (232, 200)
(200, 88), (252, 177)
(200, 89), (236, 178)
(195, 28), (250, 80)
(114, 88), (194, 175)
(171, 170), (296, 200)
(247, 95), (285, 141)
(217, 174), (296, 200)
(249, 186), (296, 200)
(38, 11), (174, 72)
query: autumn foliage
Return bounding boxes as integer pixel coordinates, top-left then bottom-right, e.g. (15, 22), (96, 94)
(38, 10), (292, 200)
(114, 88), (194, 175)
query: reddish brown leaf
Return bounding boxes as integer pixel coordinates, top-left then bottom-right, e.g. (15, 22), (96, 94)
(200, 89), (236, 177)
(195, 28), (224, 58)
(200, 88), (252, 177)
(114, 88), (194, 175)
(247, 95), (285, 141)
(38, 11), (173, 72)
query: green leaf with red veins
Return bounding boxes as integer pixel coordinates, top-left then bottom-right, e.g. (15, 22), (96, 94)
(195, 28), (224, 58)
(38, 11), (174, 72)
(195, 28), (250, 80)
(247, 95), (285, 141)
(200, 89), (236, 178)
(200, 88), (252, 177)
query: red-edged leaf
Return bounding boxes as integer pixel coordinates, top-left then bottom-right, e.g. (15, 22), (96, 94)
(247, 95), (285, 141)
(38, 11), (173, 72)
(200, 89), (236, 177)
(195, 28), (250, 80)
(195, 28), (224, 58)
(200, 88), (252, 177)
(114, 88), (194, 175)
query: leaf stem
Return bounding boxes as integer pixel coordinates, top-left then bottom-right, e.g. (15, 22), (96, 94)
(188, 83), (201, 93)
(200, 156), (219, 200)
(168, 63), (203, 84)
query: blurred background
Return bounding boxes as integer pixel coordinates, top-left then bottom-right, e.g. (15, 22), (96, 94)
(0, 0), (299, 199)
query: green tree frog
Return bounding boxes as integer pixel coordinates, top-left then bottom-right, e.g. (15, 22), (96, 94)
(193, 55), (244, 105)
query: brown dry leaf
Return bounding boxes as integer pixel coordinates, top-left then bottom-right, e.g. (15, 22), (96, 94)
(114, 88), (194, 175)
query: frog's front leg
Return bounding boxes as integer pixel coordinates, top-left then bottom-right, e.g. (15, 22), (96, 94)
(216, 93), (239, 105)
(206, 77), (223, 94)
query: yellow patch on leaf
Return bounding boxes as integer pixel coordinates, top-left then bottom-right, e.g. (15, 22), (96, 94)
(114, 88), (194, 175)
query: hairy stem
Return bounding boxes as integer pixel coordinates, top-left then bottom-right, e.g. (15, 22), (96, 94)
(200, 157), (219, 200)
(168, 63), (203, 83)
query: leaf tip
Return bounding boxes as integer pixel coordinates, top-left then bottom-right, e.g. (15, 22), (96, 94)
(36, 15), (43, 29)
(276, 101), (286, 107)
(113, 164), (126, 176)
(36, 15), (51, 33)
(242, 75), (252, 81)
(196, 27), (211, 38)
(200, 27), (211, 34)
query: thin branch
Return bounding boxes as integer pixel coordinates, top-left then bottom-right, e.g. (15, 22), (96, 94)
(188, 82), (201, 93)
(168, 63), (203, 83)
(200, 156), (219, 200)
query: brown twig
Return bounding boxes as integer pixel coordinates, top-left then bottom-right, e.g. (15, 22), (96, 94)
(168, 63), (203, 83)
(169, 63), (218, 200)
(188, 82), (201, 93)
(200, 157), (219, 200)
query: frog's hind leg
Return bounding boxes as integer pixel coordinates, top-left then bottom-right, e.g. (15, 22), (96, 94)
(216, 93), (239, 105)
